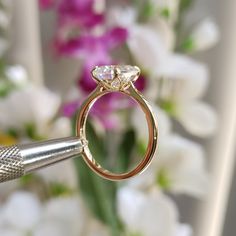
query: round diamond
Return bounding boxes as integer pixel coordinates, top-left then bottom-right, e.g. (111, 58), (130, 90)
(92, 65), (140, 90)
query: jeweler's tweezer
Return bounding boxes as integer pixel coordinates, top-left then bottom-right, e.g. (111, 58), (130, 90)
(0, 137), (87, 183)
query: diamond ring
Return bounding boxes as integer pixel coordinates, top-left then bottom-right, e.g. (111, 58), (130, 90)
(76, 65), (158, 180)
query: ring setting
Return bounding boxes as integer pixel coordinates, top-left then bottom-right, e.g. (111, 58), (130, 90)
(76, 65), (158, 181)
(92, 65), (140, 90)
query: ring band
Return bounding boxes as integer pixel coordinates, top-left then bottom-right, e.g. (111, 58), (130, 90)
(76, 65), (158, 181)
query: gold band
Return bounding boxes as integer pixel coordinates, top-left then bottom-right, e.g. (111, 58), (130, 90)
(76, 81), (158, 181)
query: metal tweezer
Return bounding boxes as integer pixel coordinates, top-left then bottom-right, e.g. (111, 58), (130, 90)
(0, 137), (87, 183)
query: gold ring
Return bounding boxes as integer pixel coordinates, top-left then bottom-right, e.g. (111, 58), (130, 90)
(76, 65), (158, 181)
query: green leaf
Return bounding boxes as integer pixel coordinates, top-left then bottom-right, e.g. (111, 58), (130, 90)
(20, 173), (35, 185)
(179, 0), (194, 13)
(7, 128), (19, 139)
(84, 121), (107, 165)
(72, 118), (122, 235)
(143, 1), (155, 18)
(159, 100), (176, 116)
(174, 0), (195, 51)
(160, 8), (171, 19)
(49, 182), (73, 197)
(138, 1), (155, 22)
(179, 36), (196, 52)
(136, 140), (146, 156)
(0, 80), (12, 97)
(156, 169), (171, 190)
(25, 123), (45, 141)
(116, 128), (136, 173)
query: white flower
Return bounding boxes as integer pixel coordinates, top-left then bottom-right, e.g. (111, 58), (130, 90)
(0, 228), (24, 236)
(128, 134), (208, 198)
(156, 54), (209, 99)
(176, 224), (193, 236)
(37, 196), (86, 236)
(48, 116), (72, 139)
(190, 18), (220, 51)
(107, 7), (137, 28)
(1, 191), (42, 231)
(0, 85), (71, 139)
(36, 159), (77, 189)
(0, 192), (91, 236)
(177, 100), (217, 137)
(33, 221), (69, 236)
(157, 54), (217, 137)
(127, 24), (170, 75)
(158, 135), (209, 197)
(5, 65), (28, 87)
(117, 187), (179, 236)
(107, 6), (174, 75)
(132, 104), (171, 142)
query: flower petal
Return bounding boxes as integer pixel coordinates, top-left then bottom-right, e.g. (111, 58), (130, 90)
(36, 159), (77, 189)
(177, 101), (218, 137)
(0, 228), (25, 236)
(2, 191), (42, 230)
(0, 85), (61, 137)
(5, 65), (28, 87)
(176, 224), (193, 236)
(42, 196), (86, 235)
(132, 104), (171, 142)
(48, 117), (72, 139)
(117, 187), (179, 236)
(107, 7), (137, 28)
(157, 135), (209, 197)
(191, 18), (220, 51)
(33, 220), (69, 236)
(157, 54), (209, 100)
(128, 25), (168, 75)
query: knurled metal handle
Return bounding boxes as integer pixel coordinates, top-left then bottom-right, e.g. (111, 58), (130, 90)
(0, 137), (85, 183)
(0, 145), (24, 182)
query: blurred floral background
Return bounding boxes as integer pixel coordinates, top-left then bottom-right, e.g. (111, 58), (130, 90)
(0, 0), (229, 235)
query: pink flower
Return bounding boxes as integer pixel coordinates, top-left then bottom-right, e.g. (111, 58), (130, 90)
(63, 93), (132, 130)
(43, 1), (135, 130)
(56, 27), (128, 91)
(57, 0), (104, 29)
(63, 72), (146, 130)
(40, 0), (103, 28)
(54, 27), (128, 59)
(39, 0), (56, 9)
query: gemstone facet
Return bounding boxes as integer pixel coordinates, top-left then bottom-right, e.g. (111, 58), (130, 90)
(92, 65), (140, 90)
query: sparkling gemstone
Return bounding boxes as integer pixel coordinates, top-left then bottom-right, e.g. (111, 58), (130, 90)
(92, 65), (140, 90)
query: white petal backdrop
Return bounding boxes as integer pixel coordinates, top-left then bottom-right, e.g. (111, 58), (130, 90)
(0, 1), (235, 236)
(117, 187), (181, 236)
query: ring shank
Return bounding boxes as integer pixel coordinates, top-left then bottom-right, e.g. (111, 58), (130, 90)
(76, 83), (158, 181)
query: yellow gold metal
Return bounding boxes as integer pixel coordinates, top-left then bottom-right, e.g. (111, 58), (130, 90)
(76, 66), (158, 181)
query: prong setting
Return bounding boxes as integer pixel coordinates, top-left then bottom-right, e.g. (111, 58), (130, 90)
(92, 65), (140, 91)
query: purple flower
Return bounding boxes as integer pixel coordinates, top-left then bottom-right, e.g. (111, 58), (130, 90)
(135, 74), (146, 92)
(58, 27), (128, 91)
(63, 100), (80, 117)
(55, 26), (128, 94)
(57, 0), (104, 29)
(39, 0), (56, 9)
(47, 1), (134, 130)
(63, 93), (134, 130)
(63, 70), (147, 130)
(54, 27), (128, 59)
